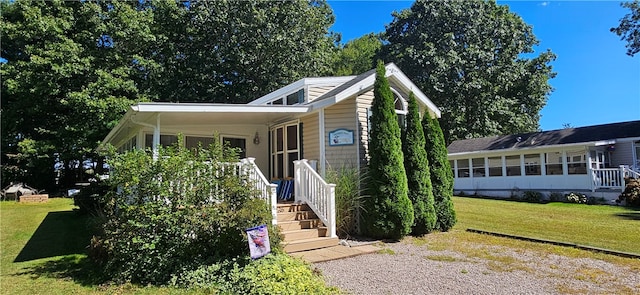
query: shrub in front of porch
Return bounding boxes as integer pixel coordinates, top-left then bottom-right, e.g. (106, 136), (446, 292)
(618, 178), (640, 207)
(94, 140), (282, 285)
(362, 61), (414, 239)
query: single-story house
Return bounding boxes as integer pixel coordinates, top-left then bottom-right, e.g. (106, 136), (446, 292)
(101, 63), (441, 249)
(447, 120), (640, 201)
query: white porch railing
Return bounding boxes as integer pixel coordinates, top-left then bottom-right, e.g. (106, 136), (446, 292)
(239, 158), (278, 226)
(622, 165), (640, 179)
(591, 166), (626, 191)
(293, 159), (337, 238)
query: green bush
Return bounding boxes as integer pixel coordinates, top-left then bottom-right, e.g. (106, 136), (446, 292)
(522, 191), (543, 203)
(402, 93), (436, 235)
(618, 178), (640, 207)
(422, 115), (456, 231)
(362, 61), (413, 239)
(325, 165), (365, 238)
(171, 254), (338, 294)
(73, 181), (110, 215)
(566, 192), (588, 204)
(95, 137), (281, 285)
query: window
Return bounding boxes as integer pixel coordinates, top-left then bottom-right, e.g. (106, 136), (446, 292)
(286, 89), (305, 105)
(545, 152), (563, 175)
(524, 154), (541, 175)
(185, 136), (214, 150)
(145, 134), (178, 148)
(567, 150), (587, 174)
(457, 159), (470, 178)
(449, 160), (456, 178)
(472, 158), (485, 177)
(488, 157), (502, 177)
(222, 137), (246, 159)
(392, 90), (407, 129)
(118, 136), (137, 153)
(505, 155), (521, 176)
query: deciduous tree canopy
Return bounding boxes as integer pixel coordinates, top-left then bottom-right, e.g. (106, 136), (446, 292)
(382, 0), (556, 143)
(1, 0), (336, 190)
(611, 0), (640, 57)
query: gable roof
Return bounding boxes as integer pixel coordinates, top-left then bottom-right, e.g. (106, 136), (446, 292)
(447, 120), (640, 154)
(308, 63), (441, 118)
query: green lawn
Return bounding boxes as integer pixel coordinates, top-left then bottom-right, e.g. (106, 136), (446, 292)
(0, 198), (194, 295)
(452, 196), (640, 254)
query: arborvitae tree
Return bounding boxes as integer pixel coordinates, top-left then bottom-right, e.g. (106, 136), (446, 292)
(362, 61), (414, 239)
(422, 115), (456, 231)
(402, 93), (437, 235)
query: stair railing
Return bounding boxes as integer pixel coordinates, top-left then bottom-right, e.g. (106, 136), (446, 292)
(240, 158), (278, 226)
(622, 165), (640, 179)
(293, 159), (336, 238)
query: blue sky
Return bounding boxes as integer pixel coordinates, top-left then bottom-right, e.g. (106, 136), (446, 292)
(328, 0), (640, 131)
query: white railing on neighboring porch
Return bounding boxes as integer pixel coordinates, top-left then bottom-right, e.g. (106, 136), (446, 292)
(622, 165), (640, 179)
(239, 158), (278, 226)
(293, 159), (337, 238)
(592, 165), (627, 191)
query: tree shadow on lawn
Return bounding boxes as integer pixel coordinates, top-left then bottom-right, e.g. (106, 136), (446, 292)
(14, 211), (93, 262)
(616, 211), (640, 221)
(14, 255), (108, 286)
(12, 210), (108, 286)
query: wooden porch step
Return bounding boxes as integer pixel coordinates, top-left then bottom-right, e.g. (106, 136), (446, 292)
(277, 210), (317, 222)
(282, 227), (328, 241)
(284, 236), (339, 253)
(276, 202), (311, 213)
(277, 219), (322, 231)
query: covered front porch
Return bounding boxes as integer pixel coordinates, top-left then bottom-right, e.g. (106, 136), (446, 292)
(102, 103), (339, 250)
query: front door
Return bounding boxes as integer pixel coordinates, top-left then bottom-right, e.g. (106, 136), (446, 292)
(270, 122), (299, 180)
(590, 150), (605, 169)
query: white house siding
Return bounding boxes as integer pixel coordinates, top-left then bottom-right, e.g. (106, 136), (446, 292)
(300, 113), (320, 165)
(135, 124), (270, 174)
(324, 98), (359, 170)
(356, 90), (374, 168)
(610, 140), (635, 167)
(449, 146), (599, 199)
(307, 85), (337, 102)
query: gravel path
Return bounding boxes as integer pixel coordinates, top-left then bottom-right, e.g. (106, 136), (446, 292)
(314, 239), (640, 294)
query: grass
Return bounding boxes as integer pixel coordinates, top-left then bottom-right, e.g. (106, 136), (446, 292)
(452, 196), (640, 255)
(0, 198), (197, 295)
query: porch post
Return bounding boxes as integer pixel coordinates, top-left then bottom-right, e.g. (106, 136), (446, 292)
(620, 165), (626, 190)
(153, 114), (161, 161)
(318, 109), (326, 177)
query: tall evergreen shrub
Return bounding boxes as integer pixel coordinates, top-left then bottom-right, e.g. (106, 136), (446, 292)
(362, 61), (413, 239)
(422, 115), (456, 231)
(402, 93), (436, 235)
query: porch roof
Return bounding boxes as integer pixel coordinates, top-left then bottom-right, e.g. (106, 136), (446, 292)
(102, 103), (310, 147)
(448, 120), (640, 156)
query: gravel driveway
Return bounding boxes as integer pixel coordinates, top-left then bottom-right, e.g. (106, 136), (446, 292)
(314, 238), (640, 294)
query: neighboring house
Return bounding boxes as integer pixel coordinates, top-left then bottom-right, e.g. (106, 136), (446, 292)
(102, 63), (441, 251)
(447, 121), (640, 201)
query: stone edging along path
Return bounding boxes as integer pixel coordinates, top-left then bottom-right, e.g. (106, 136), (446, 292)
(466, 228), (640, 259)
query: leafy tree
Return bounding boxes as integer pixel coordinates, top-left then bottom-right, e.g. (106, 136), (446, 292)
(331, 33), (382, 76)
(362, 61), (413, 239)
(611, 0), (640, 57)
(146, 0), (337, 103)
(1, 0), (152, 190)
(402, 93), (437, 235)
(422, 115), (456, 231)
(382, 0), (556, 144)
(1, 0), (337, 190)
